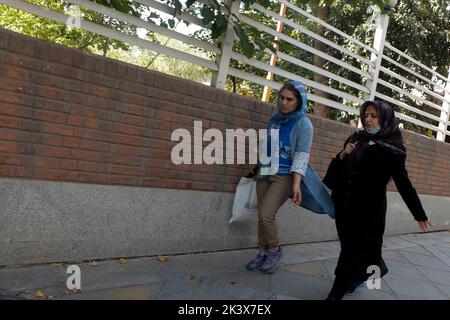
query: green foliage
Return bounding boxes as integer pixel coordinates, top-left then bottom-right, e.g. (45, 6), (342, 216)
(0, 0), (142, 54)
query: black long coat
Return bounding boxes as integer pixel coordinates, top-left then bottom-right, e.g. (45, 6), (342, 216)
(331, 139), (428, 286)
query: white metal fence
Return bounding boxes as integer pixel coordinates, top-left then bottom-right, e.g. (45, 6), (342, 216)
(1, 0), (449, 141)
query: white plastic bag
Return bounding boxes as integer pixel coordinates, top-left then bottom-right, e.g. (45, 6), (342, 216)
(229, 177), (258, 223)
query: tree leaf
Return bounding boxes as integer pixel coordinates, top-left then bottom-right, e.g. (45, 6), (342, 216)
(36, 290), (45, 298)
(157, 255), (169, 262)
(88, 260), (98, 267)
(182, 272), (195, 280)
(174, 0), (183, 16)
(186, 0), (196, 9)
(200, 5), (215, 26)
(211, 15), (227, 39)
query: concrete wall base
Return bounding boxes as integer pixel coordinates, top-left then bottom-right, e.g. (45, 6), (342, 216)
(1, 178), (448, 266)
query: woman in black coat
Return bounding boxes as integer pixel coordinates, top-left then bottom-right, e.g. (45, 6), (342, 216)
(325, 101), (433, 300)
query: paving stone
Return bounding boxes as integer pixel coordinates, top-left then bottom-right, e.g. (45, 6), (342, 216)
(383, 259), (428, 281)
(383, 274), (447, 299)
(415, 266), (450, 286)
(422, 245), (450, 267)
(3, 231), (450, 300)
(73, 258), (164, 292)
(400, 246), (433, 256)
(198, 275), (273, 300)
(438, 242), (450, 249)
(269, 293), (303, 300)
(279, 261), (330, 280)
(434, 245), (450, 257)
(60, 283), (164, 300)
(382, 236), (416, 250)
(435, 284), (450, 299)
(399, 251), (450, 272)
(382, 250), (410, 263)
(205, 270), (270, 292)
(190, 289), (235, 300)
(398, 234), (442, 246)
(270, 270), (331, 300)
(343, 287), (396, 300)
(0, 264), (66, 293)
(277, 245), (311, 266)
(155, 281), (195, 300)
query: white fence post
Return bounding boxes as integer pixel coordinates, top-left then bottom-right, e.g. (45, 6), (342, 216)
(437, 69), (450, 142)
(211, 0), (240, 89)
(365, 11), (390, 101)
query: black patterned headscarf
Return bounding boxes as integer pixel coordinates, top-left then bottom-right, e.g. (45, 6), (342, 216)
(344, 100), (406, 168)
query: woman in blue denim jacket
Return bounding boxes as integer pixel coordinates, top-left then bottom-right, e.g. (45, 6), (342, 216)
(246, 81), (333, 274)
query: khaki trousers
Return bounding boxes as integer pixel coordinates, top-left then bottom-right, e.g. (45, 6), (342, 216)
(256, 175), (293, 249)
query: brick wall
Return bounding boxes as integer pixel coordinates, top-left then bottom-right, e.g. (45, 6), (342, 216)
(0, 28), (449, 197)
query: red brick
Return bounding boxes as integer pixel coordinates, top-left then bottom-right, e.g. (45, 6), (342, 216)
(123, 115), (147, 127)
(67, 171), (110, 184)
(31, 157), (60, 169)
(0, 153), (26, 165)
(16, 167), (34, 178)
(0, 115), (22, 129)
(116, 135), (144, 146)
(0, 164), (16, 176)
(0, 127), (29, 141)
(114, 144), (146, 156)
(42, 62), (76, 78)
(113, 155), (141, 166)
(41, 123), (74, 136)
(0, 65), (30, 80)
(72, 150), (111, 162)
(29, 133), (63, 146)
(110, 165), (144, 176)
(34, 145), (71, 158)
(60, 159), (77, 170)
(0, 140), (26, 153)
(67, 115), (85, 126)
(80, 140), (110, 152)
(77, 161), (108, 173)
(111, 175), (138, 185)
(36, 86), (68, 101)
(0, 103), (32, 118)
(6, 52), (42, 69)
(73, 128), (101, 141)
(33, 110), (66, 123)
(113, 124), (141, 136)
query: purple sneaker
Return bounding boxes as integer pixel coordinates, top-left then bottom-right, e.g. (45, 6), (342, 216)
(246, 253), (266, 271)
(259, 247), (283, 274)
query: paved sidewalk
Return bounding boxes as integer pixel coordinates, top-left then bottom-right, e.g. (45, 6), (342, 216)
(1, 231), (450, 300)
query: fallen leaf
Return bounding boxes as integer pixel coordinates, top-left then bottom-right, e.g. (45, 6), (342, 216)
(51, 262), (62, 266)
(88, 260), (98, 267)
(157, 255), (169, 262)
(182, 272), (195, 280)
(64, 289), (79, 295)
(118, 258), (128, 265)
(36, 290), (45, 298)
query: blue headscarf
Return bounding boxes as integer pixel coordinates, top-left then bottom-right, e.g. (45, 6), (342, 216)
(267, 81), (308, 129)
